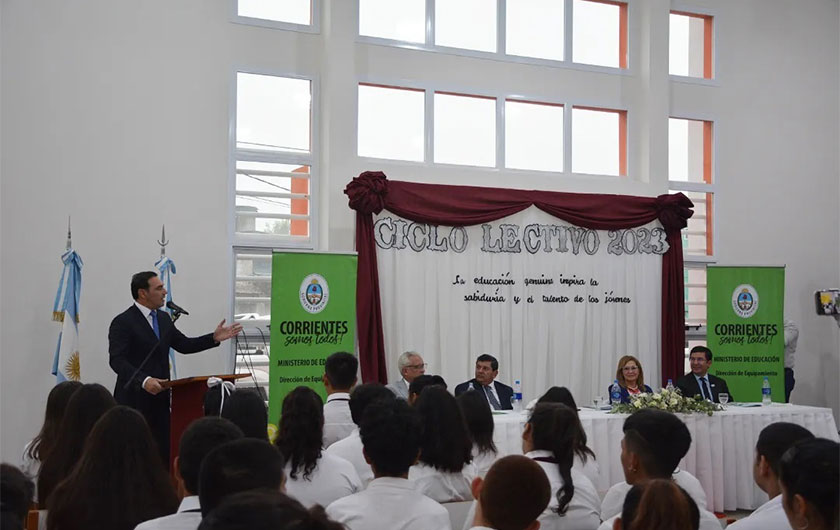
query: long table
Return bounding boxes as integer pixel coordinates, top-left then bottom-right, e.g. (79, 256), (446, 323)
(492, 403), (839, 512)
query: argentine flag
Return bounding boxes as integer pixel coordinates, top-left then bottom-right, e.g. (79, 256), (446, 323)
(155, 255), (178, 379)
(52, 249), (83, 382)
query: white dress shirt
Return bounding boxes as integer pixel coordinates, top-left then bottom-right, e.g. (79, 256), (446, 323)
(284, 452), (362, 509)
(135, 495), (201, 530)
(324, 428), (374, 487)
(466, 446), (498, 480)
(323, 392), (354, 448)
(727, 495), (791, 530)
(573, 454), (602, 494)
(408, 462), (474, 503)
(600, 469), (708, 520)
(783, 320), (798, 369)
(526, 450), (601, 530)
(134, 301), (162, 390)
(326, 476), (452, 530)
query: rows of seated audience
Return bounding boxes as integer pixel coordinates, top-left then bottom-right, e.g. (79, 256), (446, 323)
(2, 351), (837, 530)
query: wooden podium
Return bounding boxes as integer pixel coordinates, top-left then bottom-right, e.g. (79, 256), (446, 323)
(162, 373), (250, 472)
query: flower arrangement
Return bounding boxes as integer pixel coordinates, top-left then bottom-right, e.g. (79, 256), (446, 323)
(609, 388), (722, 416)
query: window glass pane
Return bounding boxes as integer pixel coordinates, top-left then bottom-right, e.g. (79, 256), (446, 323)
(684, 265), (707, 327)
(673, 190), (713, 256)
(238, 0), (311, 25)
(435, 0), (497, 52)
(235, 251), (272, 321)
(236, 73), (311, 153)
(359, 0), (425, 42)
(573, 0), (622, 68)
(358, 85), (425, 162)
(236, 162), (310, 238)
(572, 108), (621, 175)
(670, 13), (709, 77)
(505, 100), (563, 171)
(669, 118), (710, 183)
(434, 93), (496, 167)
(506, 0), (564, 61)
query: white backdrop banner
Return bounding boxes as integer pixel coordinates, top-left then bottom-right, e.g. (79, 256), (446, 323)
(374, 206), (666, 404)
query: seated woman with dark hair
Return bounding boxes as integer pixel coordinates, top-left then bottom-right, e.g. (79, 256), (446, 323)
(38, 383), (116, 507)
(608, 356), (653, 404)
(199, 489), (344, 530)
(407, 374), (446, 405)
(409, 386), (474, 502)
(778, 438), (839, 530)
(457, 389), (498, 479)
(274, 386), (361, 508)
(47, 406), (178, 530)
(614, 479), (700, 530)
(221, 389), (268, 441)
(524, 403), (601, 530)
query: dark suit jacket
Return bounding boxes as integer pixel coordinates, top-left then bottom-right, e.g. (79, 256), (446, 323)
(108, 305), (218, 460)
(454, 379), (514, 410)
(675, 373), (732, 403)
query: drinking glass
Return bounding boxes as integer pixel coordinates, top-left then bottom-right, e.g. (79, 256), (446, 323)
(718, 393), (729, 409)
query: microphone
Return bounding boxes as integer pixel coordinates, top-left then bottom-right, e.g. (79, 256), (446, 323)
(166, 300), (189, 316)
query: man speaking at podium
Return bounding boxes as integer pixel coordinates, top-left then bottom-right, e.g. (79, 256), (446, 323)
(108, 271), (242, 463)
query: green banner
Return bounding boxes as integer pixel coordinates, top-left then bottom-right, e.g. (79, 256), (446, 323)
(707, 266), (785, 403)
(269, 251), (357, 426)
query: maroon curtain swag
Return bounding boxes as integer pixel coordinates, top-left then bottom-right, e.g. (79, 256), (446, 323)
(346, 171), (694, 386)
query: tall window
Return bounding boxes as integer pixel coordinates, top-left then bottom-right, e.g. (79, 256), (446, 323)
(669, 10), (713, 79)
(572, 106), (627, 176)
(234, 0), (317, 30)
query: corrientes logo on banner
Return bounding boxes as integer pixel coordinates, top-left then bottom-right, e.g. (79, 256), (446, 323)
(731, 284), (759, 318)
(300, 274), (330, 314)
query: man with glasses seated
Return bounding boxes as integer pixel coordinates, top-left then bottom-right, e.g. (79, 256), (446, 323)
(386, 351), (426, 400)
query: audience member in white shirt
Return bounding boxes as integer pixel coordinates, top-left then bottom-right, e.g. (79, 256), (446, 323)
(600, 467), (707, 520)
(598, 409), (719, 530)
(607, 479), (700, 530)
(407, 374), (448, 405)
(275, 386), (361, 508)
(197, 489), (345, 530)
(219, 390), (269, 441)
(198, 437), (286, 519)
(386, 351), (426, 400)
(326, 399), (452, 530)
(408, 386), (475, 502)
(136, 417), (243, 530)
(325, 383), (396, 487)
(467, 455), (551, 530)
(777, 438), (839, 530)
(456, 390), (498, 480)
(728, 422), (815, 530)
(322, 352), (358, 448)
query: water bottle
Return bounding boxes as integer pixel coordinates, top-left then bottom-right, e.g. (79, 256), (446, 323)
(666, 379), (675, 392)
(610, 380), (622, 404)
(512, 380), (523, 411)
(761, 377), (772, 405)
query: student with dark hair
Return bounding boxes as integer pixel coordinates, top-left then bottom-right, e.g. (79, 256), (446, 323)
(275, 386), (361, 508)
(523, 403), (600, 529)
(37, 383), (116, 507)
(536, 386), (578, 409)
(457, 390), (498, 479)
(21, 381), (82, 492)
(325, 383), (396, 487)
(469, 455), (552, 530)
(221, 390), (268, 440)
(326, 399), (451, 530)
(599, 409), (718, 530)
(136, 417), (244, 529)
(198, 438), (287, 517)
(409, 386), (474, 502)
(199, 489), (344, 530)
(728, 422), (814, 530)
(407, 374), (446, 405)
(322, 351), (358, 447)
(1, 464), (35, 530)
(779, 438), (839, 530)
(613, 479), (700, 530)
(47, 406), (178, 530)
(455, 355), (513, 410)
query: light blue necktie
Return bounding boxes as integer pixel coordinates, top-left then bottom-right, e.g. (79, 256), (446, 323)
(150, 309), (160, 339)
(484, 385), (502, 410)
(700, 377), (712, 400)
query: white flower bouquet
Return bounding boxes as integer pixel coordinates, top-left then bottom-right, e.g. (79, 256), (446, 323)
(609, 388), (722, 416)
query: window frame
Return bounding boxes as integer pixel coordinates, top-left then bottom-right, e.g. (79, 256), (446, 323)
(230, 0), (321, 34)
(355, 0), (633, 75)
(669, 4), (717, 85)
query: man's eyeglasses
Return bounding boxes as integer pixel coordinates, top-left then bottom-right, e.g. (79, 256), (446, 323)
(408, 363), (427, 369)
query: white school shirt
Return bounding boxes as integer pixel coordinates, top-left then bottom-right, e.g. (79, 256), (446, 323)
(526, 450), (601, 530)
(573, 454), (602, 494)
(600, 469), (708, 519)
(598, 507), (722, 530)
(324, 428), (374, 487)
(466, 446), (498, 480)
(284, 453), (362, 509)
(727, 495), (792, 530)
(135, 496), (201, 530)
(408, 462), (474, 503)
(325, 476), (452, 530)
(323, 392), (354, 448)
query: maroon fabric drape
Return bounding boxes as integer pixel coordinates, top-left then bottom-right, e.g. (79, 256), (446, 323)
(346, 171), (693, 385)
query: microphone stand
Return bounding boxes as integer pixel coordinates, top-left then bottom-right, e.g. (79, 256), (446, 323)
(124, 308), (184, 391)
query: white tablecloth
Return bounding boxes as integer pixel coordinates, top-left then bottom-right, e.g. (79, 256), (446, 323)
(492, 404), (839, 512)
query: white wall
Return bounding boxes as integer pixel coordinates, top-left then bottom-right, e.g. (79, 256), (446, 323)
(2, 0), (838, 463)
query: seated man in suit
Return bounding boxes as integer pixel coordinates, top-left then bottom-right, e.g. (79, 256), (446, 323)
(454, 354), (513, 411)
(676, 346), (733, 403)
(386, 351), (426, 400)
